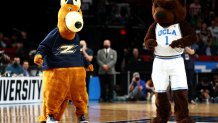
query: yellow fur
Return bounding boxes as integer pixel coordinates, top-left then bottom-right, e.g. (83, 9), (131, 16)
(38, 67), (88, 121)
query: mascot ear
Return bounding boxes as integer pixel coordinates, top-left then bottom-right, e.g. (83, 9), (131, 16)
(72, 0), (81, 8)
(60, 0), (67, 6)
(60, 0), (81, 8)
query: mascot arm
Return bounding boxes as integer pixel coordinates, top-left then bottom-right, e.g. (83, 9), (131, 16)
(144, 22), (158, 51)
(170, 21), (197, 48)
(34, 36), (54, 66)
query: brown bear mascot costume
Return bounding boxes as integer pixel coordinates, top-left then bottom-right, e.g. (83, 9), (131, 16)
(34, 0), (93, 122)
(144, 0), (196, 123)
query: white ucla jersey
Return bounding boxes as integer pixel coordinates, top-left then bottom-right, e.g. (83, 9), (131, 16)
(155, 23), (184, 56)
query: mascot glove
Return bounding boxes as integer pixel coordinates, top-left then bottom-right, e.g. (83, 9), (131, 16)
(34, 54), (43, 66)
(86, 64), (94, 72)
(147, 39), (158, 51)
(169, 40), (184, 48)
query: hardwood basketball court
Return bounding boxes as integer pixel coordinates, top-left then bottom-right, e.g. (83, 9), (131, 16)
(0, 101), (218, 123)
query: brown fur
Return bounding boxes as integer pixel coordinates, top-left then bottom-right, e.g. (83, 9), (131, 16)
(144, 0), (197, 50)
(145, 0), (196, 123)
(150, 93), (172, 123)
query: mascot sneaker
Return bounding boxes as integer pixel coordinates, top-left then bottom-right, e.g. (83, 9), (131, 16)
(78, 115), (89, 123)
(46, 115), (59, 123)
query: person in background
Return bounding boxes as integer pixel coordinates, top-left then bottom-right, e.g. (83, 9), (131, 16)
(0, 50), (10, 75)
(182, 46), (197, 104)
(0, 32), (7, 48)
(4, 56), (24, 77)
(196, 77), (214, 103)
(22, 60), (31, 76)
(127, 48), (143, 71)
(211, 75), (218, 103)
(212, 63), (218, 73)
(80, 40), (94, 94)
(127, 72), (146, 101)
(97, 39), (117, 102)
(0, 50), (10, 66)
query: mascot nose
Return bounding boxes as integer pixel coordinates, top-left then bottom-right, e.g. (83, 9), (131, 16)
(156, 12), (165, 20)
(75, 21), (82, 29)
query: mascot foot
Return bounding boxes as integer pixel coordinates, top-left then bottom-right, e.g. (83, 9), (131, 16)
(78, 115), (89, 123)
(177, 117), (195, 123)
(150, 117), (168, 123)
(46, 115), (59, 123)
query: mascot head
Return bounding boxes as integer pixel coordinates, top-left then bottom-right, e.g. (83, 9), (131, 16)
(58, 0), (83, 40)
(152, 0), (186, 27)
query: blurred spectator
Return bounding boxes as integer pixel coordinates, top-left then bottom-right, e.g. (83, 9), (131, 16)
(97, 39), (117, 102)
(22, 60), (31, 76)
(199, 22), (213, 45)
(81, 0), (92, 13)
(80, 40), (94, 94)
(120, 47), (131, 72)
(34, 66), (43, 76)
(189, 0), (202, 18)
(0, 50), (10, 66)
(0, 32), (7, 48)
(212, 63), (218, 73)
(4, 56), (24, 77)
(126, 47), (143, 71)
(127, 72), (146, 101)
(204, 41), (217, 56)
(196, 77), (214, 103)
(208, 18), (218, 48)
(0, 50), (10, 75)
(211, 75), (218, 103)
(182, 46), (196, 104)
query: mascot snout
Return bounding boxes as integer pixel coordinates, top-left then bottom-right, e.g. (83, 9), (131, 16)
(65, 11), (83, 32)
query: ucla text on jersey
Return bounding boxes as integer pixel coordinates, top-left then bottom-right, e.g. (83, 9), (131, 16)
(158, 29), (177, 36)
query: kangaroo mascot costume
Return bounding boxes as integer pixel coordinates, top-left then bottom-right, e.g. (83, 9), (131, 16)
(34, 0), (93, 122)
(144, 0), (196, 123)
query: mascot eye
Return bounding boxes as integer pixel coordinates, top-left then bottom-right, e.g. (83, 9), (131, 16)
(68, 8), (72, 11)
(77, 10), (80, 12)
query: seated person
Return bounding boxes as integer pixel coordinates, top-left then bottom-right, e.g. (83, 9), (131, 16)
(196, 77), (214, 103)
(4, 56), (24, 77)
(127, 72), (146, 101)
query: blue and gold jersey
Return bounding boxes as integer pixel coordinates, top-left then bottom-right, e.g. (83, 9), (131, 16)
(36, 27), (83, 70)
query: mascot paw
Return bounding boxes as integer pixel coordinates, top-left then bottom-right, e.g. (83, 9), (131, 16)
(34, 54), (43, 66)
(86, 64), (94, 71)
(146, 39), (158, 51)
(169, 40), (183, 48)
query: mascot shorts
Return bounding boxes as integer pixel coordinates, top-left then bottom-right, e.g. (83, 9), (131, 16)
(152, 57), (188, 92)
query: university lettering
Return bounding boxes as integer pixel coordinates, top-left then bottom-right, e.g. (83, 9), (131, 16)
(0, 79), (42, 102)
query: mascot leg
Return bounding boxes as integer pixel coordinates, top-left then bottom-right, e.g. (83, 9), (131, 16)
(69, 68), (88, 120)
(151, 93), (172, 123)
(38, 69), (70, 122)
(173, 90), (195, 123)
